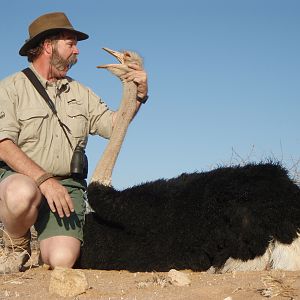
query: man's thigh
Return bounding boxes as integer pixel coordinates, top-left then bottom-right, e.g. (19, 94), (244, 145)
(34, 180), (86, 242)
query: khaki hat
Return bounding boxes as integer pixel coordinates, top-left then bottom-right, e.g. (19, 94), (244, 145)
(19, 12), (89, 56)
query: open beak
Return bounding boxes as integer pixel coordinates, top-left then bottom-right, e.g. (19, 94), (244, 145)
(97, 47), (124, 68)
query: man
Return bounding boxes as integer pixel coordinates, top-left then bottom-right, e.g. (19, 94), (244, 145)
(0, 12), (148, 273)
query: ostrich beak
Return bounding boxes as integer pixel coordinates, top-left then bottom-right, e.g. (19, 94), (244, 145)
(97, 47), (124, 68)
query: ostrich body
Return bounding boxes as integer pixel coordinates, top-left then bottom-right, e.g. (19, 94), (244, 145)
(81, 163), (300, 272)
(90, 48), (143, 185)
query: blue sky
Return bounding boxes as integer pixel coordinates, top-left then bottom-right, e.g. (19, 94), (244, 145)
(0, 1), (299, 189)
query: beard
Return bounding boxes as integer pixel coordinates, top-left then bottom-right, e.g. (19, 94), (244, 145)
(50, 48), (78, 72)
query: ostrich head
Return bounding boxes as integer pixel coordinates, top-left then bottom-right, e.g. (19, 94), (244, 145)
(97, 47), (143, 78)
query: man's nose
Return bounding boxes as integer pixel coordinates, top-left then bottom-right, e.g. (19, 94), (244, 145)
(73, 45), (79, 55)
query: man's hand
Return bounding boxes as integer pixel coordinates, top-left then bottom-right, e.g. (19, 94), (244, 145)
(121, 64), (148, 99)
(0, 140), (74, 218)
(39, 178), (74, 218)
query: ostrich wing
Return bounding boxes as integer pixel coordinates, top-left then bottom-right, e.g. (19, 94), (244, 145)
(90, 48), (142, 186)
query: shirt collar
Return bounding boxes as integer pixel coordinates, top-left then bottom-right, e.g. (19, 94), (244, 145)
(29, 64), (69, 91)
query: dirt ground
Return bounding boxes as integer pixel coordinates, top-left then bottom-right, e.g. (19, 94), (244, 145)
(0, 231), (299, 300)
(0, 257), (299, 300)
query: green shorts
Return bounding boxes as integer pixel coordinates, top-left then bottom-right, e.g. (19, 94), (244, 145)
(0, 167), (87, 242)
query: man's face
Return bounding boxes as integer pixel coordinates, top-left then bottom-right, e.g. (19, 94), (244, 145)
(50, 33), (79, 75)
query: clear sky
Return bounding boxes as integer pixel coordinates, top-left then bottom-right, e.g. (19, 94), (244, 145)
(0, 0), (299, 189)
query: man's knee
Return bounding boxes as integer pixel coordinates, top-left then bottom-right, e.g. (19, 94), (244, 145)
(44, 250), (79, 268)
(40, 237), (81, 268)
(1, 174), (41, 215)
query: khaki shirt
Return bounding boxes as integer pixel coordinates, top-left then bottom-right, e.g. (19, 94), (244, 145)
(0, 65), (114, 176)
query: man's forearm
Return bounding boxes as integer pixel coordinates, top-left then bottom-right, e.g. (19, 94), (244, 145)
(0, 139), (46, 181)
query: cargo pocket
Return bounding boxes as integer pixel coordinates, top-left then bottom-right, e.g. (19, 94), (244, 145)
(66, 100), (88, 138)
(18, 108), (48, 142)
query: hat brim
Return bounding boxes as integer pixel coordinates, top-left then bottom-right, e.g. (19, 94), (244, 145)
(19, 28), (89, 56)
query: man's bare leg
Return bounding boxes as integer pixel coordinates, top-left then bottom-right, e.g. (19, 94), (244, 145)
(0, 174), (41, 273)
(40, 236), (81, 268)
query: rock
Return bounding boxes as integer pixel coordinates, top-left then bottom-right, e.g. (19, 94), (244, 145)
(167, 269), (191, 286)
(49, 267), (89, 297)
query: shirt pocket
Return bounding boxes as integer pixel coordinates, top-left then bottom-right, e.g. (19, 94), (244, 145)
(66, 100), (88, 138)
(18, 108), (48, 142)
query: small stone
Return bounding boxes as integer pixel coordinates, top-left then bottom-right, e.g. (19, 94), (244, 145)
(42, 263), (51, 270)
(49, 267), (89, 297)
(167, 269), (191, 286)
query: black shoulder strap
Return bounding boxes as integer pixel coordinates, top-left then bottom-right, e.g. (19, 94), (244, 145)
(22, 67), (74, 150)
(22, 68), (57, 115)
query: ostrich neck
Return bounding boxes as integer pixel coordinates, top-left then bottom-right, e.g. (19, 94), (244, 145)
(90, 81), (137, 185)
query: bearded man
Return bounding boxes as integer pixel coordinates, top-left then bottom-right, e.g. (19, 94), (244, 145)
(0, 12), (148, 273)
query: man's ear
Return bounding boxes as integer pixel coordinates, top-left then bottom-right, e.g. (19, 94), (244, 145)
(43, 40), (53, 55)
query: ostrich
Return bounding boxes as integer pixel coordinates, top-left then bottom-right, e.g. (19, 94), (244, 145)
(80, 49), (300, 272)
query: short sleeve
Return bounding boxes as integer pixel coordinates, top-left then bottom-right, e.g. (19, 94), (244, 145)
(87, 88), (114, 139)
(0, 85), (19, 143)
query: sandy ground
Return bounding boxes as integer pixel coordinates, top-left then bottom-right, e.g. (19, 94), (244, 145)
(0, 258), (299, 299)
(0, 231), (299, 299)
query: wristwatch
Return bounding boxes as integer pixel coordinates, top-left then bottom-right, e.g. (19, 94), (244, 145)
(136, 95), (149, 104)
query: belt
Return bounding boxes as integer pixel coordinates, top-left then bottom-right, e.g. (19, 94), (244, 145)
(0, 161), (72, 181)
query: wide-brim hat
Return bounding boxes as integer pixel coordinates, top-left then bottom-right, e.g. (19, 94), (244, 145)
(19, 12), (89, 56)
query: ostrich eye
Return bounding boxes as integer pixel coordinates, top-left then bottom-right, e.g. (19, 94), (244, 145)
(124, 52), (132, 62)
